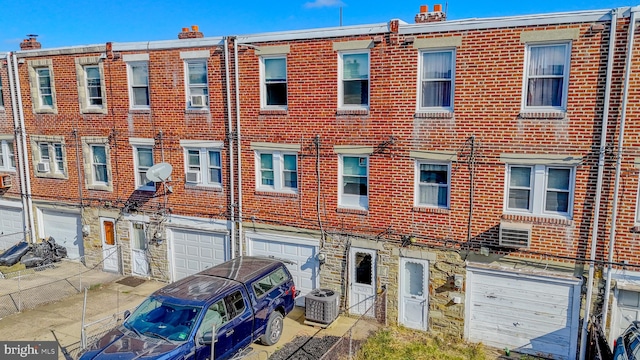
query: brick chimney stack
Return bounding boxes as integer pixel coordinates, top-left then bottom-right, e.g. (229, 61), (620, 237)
(178, 25), (204, 39)
(20, 35), (41, 50)
(415, 4), (446, 23)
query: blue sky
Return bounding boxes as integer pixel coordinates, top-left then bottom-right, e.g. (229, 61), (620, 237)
(0, 0), (633, 51)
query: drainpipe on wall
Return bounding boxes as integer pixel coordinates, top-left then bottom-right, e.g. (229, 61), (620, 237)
(11, 53), (36, 244)
(6, 53), (30, 244)
(233, 38), (244, 256)
(603, 7), (639, 331)
(223, 37), (236, 258)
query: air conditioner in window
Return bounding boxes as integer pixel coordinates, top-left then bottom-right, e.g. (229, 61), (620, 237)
(499, 221), (531, 248)
(0, 175), (12, 188)
(190, 95), (207, 107)
(37, 162), (50, 172)
(185, 171), (201, 183)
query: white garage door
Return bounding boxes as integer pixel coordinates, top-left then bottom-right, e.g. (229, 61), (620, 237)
(0, 205), (25, 250)
(247, 234), (319, 306)
(466, 267), (581, 360)
(611, 289), (640, 344)
(170, 228), (229, 281)
(41, 210), (83, 259)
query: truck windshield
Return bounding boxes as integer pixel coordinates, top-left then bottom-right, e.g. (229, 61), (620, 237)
(124, 297), (201, 342)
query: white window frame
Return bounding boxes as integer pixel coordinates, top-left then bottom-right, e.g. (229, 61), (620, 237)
(0, 74), (4, 108)
(417, 49), (455, 112)
(521, 42), (571, 112)
(36, 142), (66, 175)
(90, 144), (109, 186)
(184, 59), (209, 109)
(36, 68), (54, 109)
(0, 140), (15, 171)
(133, 145), (155, 191)
(127, 61), (150, 109)
(260, 56), (288, 110)
(414, 161), (450, 209)
(338, 155), (369, 210)
(504, 164), (575, 218)
(84, 65), (104, 108)
(254, 151), (298, 193)
(338, 51), (370, 110)
(183, 147), (222, 187)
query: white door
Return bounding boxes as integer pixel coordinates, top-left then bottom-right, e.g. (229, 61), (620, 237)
(41, 210), (83, 259)
(247, 233), (319, 307)
(610, 289), (640, 345)
(399, 258), (429, 331)
(101, 218), (118, 273)
(466, 267), (581, 360)
(170, 228), (229, 281)
(349, 247), (376, 316)
(0, 205), (25, 250)
(131, 223), (149, 276)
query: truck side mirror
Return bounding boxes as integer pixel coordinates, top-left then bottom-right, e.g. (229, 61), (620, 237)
(123, 310), (131, 319)
(199, 331), (213, 345)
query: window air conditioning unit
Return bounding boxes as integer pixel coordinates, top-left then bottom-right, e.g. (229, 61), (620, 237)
(185, 171), (201, 183)
(499, 222), (531, 248)
(37, 162), (50, 172)
(190, 95), (206, 107)
(0, 175), (12, 188)
(305, 288), (340, 325)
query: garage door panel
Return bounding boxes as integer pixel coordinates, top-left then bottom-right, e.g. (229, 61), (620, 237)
(42, 211), (83, 259)
(0, 206), (24, 250)
(467, 269), (579, 360)
(171, 229), (228, 281)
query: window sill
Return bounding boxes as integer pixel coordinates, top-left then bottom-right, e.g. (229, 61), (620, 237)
(414, 111), (454, 119)
(34, 172), (68, 180)
(185, 109), (210, 114)
(259, 109), (287, 116)
(129, 108), (151, 114)
(34, 108), (57, 115)
(185, 184), (223, 192)
(413, 206), (449, 214)
(255, 190), (297, 198)
(336, 207), (368, 216)
(518, 111), (566, 120)
(87, 184), (113, 192)
(336, 109), (368, 116)
(501, 213), (572, 226)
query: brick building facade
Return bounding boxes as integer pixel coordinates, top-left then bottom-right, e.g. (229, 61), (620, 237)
(1, 5), (640, 359)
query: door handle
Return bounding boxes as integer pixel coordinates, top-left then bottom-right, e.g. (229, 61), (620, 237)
(225, 329), (234, 336)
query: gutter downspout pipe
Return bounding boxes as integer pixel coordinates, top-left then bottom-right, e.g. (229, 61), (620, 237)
(6, 53), (30, 244)
(233, 38), (243, 256)
(603, 7), (639, 329)
(11, 53), (36, 244)
(223, 37), (236, 258)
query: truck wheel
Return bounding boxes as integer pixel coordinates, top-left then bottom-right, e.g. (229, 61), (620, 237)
(261, 312), (284, 346)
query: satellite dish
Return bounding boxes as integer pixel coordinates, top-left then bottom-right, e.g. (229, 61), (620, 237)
(146, 162), (173, 183)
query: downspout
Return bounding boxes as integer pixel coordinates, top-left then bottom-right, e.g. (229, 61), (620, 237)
(233, 38), (244, 256)
(224, 37), (236, 258)
(11, 54), (36, 244)
(603, 7), (638, 329)
(6, 53), (30, 244)
(580, 9), (626, 359)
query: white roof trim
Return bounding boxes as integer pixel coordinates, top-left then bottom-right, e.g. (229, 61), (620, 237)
(112, 38), (224, 52)
(15, 44), (106, 57)
(122, 53), (149, 62)
(236, 23), (390, 43)
(400, 9), (614, 35)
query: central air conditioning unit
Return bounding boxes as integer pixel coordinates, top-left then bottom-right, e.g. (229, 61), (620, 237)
(499, 221), (532, 248)
(37, 162), (50, 172)
(305, 288), (340, 325)
(190, 95), (206, 107)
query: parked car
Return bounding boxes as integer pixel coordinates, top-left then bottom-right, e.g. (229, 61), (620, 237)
(613, 321), (640, 360)
(79, 256), (298, 360)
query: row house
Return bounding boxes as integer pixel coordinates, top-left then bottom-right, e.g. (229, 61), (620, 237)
(1, 5), (639, 359)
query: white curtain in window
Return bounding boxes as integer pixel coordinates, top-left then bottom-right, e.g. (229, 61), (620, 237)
(265, 58), (286, 81)
(421, 52), (452, 107)
(527, 45), (565, 107)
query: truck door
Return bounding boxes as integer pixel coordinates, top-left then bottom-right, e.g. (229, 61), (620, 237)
(223, 289), (253, 354)
(193, 298), (233, 360)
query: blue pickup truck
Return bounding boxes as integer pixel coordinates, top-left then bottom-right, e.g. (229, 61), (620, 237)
(79, 256), (298, 360)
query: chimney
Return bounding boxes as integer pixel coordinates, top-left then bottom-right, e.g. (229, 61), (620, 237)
(178, 25), (204, 39)
(20, 34), (41, 50)
(415, 4), (447, 23)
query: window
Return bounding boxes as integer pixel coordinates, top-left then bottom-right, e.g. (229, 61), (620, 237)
(37, 142), (65, 175)
(134, 146), (154, 190)
(0, 140), (15, 170)
(128, 62), (149, 108)
(37, 68), (54, 108)
(506, 164), (574, 217)
(339, 155), (368, 210)
(186, 60), (209, 108)
(261, 57), (287, 108)
(419, 50), (454, 111)
(256, 152), (297, 192)
(416, 162), (450, 208)
(252, 268), (289, 298)
(184, 148), (222, 187)
(85, 66), (103, 107)
(523, 43), (570, 110)
(91, 145), (108, 185)
(339, 52), (369, 108)
(0, 74), (4, 108)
